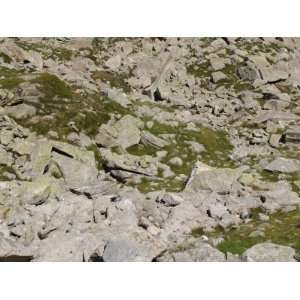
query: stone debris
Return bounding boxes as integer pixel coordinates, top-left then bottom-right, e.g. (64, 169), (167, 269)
(0, 37), (300, 261)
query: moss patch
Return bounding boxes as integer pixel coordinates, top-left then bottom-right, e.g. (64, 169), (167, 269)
(204, 208), (300, 255)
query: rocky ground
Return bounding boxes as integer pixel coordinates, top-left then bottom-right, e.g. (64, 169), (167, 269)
(1, 37), (300, 261)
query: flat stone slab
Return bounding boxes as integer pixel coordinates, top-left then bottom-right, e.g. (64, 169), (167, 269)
(264, 157), (300, 173)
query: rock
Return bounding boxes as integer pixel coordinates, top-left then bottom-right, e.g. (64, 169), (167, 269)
(99, 148), (163, 181)
(269, 134), (282, 148)
(18, 175), (55, 205)
(102, 239), (148, 262)
(106, 88), (131, 107)
(4, 103), (36, 119)
(259, 67), (289, 83)
(0, 147), (13, 166)
(258, 213), (270, 221)
(237, 65), (258, 82)
(254, 111), (300, 124)
(264, 157), (300, 173)
(169, 157), (183, 166)
(211, 71), (227, 83)
(52, 152), (98, 187)
(141, 130), (169, 148)
(185, 161), (247, 194)
(249, 230), (265, 238)
(105, 55), (121, 70)
(209, 57), (225, 71)
(285, 125), (300, 144)
(158, 241), (226, 262)
(242, 242), (296, 262)
(185, 141), (205, 153)
(156, 192), (184, 207)
(95, 115), (143, 149)
(0, 234), (33, 262)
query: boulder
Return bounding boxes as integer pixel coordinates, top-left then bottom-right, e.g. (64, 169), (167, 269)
(242, 242), (296, 262)
(102, 239), (147, 262)
(157, 241), (225, 262)
(185, 162), (247, 194)
(95, 115), (143, 149)
(264, 157), (300, 173)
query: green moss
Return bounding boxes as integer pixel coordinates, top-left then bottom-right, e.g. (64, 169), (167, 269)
(202, 208), (300, 255)
(127, 122), (234, 193)
(217, 237), (265, 255)
(0, 67), (24, 89)
(31, 73), (73, 99)
(0, 52), (12, 63)
(50, 47), (73, 61)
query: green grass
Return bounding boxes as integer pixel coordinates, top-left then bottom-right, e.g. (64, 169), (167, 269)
(0, 67), (24, 89)
(0, 52), (12, 63)
(195, 208), (300, 255)
(31, 73), (73, 99)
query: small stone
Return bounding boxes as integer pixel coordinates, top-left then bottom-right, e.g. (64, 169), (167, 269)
(169, 157), (183, 166)
(258, 213), (270, 222)
(211, 71), (227, 83)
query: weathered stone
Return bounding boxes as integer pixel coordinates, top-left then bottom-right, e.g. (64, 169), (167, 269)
(242, 243), (296, 262)
(264, 157), (300, 173)
(211, 71), (227, 83)
(95, 115), (143, 149)
(141, 130), (169, 148)
(185, 162), (247, 194)
(52, 152), (98, 187)
(105, 55), (121, 70)
(102, 239), (148, 262)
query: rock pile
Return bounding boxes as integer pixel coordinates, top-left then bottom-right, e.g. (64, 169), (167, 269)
(1, 37), (300, 261)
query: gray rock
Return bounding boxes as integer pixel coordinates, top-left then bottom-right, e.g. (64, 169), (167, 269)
(141, 130), (169, 148)
(52, 152), (98, 187)
(242, 242), (296, 262)
(185, 162), (247, 194)
(211, 71), (227, 83)
(156, 192), (184, 207)
(285, 125), (300, 144)
(105, 55), (121, 70)
(237, 65), (258, 82)
(102, 239), (147, 262)
(209, 57), (225, 71)
(264, 157), (300, 173)
(159, 241), (226, 262)
(4, 103), (36, 119)
(95, 115), (143, 149)
(0, 235), (33, 262)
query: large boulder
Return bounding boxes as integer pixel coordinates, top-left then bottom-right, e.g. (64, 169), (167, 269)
(242, 243), (296, 262)
(185, 162), (248, 194)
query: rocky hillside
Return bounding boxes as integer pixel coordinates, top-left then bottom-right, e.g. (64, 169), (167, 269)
(1, 37), (300, 261)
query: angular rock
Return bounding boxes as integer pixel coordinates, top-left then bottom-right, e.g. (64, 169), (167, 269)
(141, 130), (169, 148)
(95, 115), (143, 149)
(185, 162), (247, 194)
